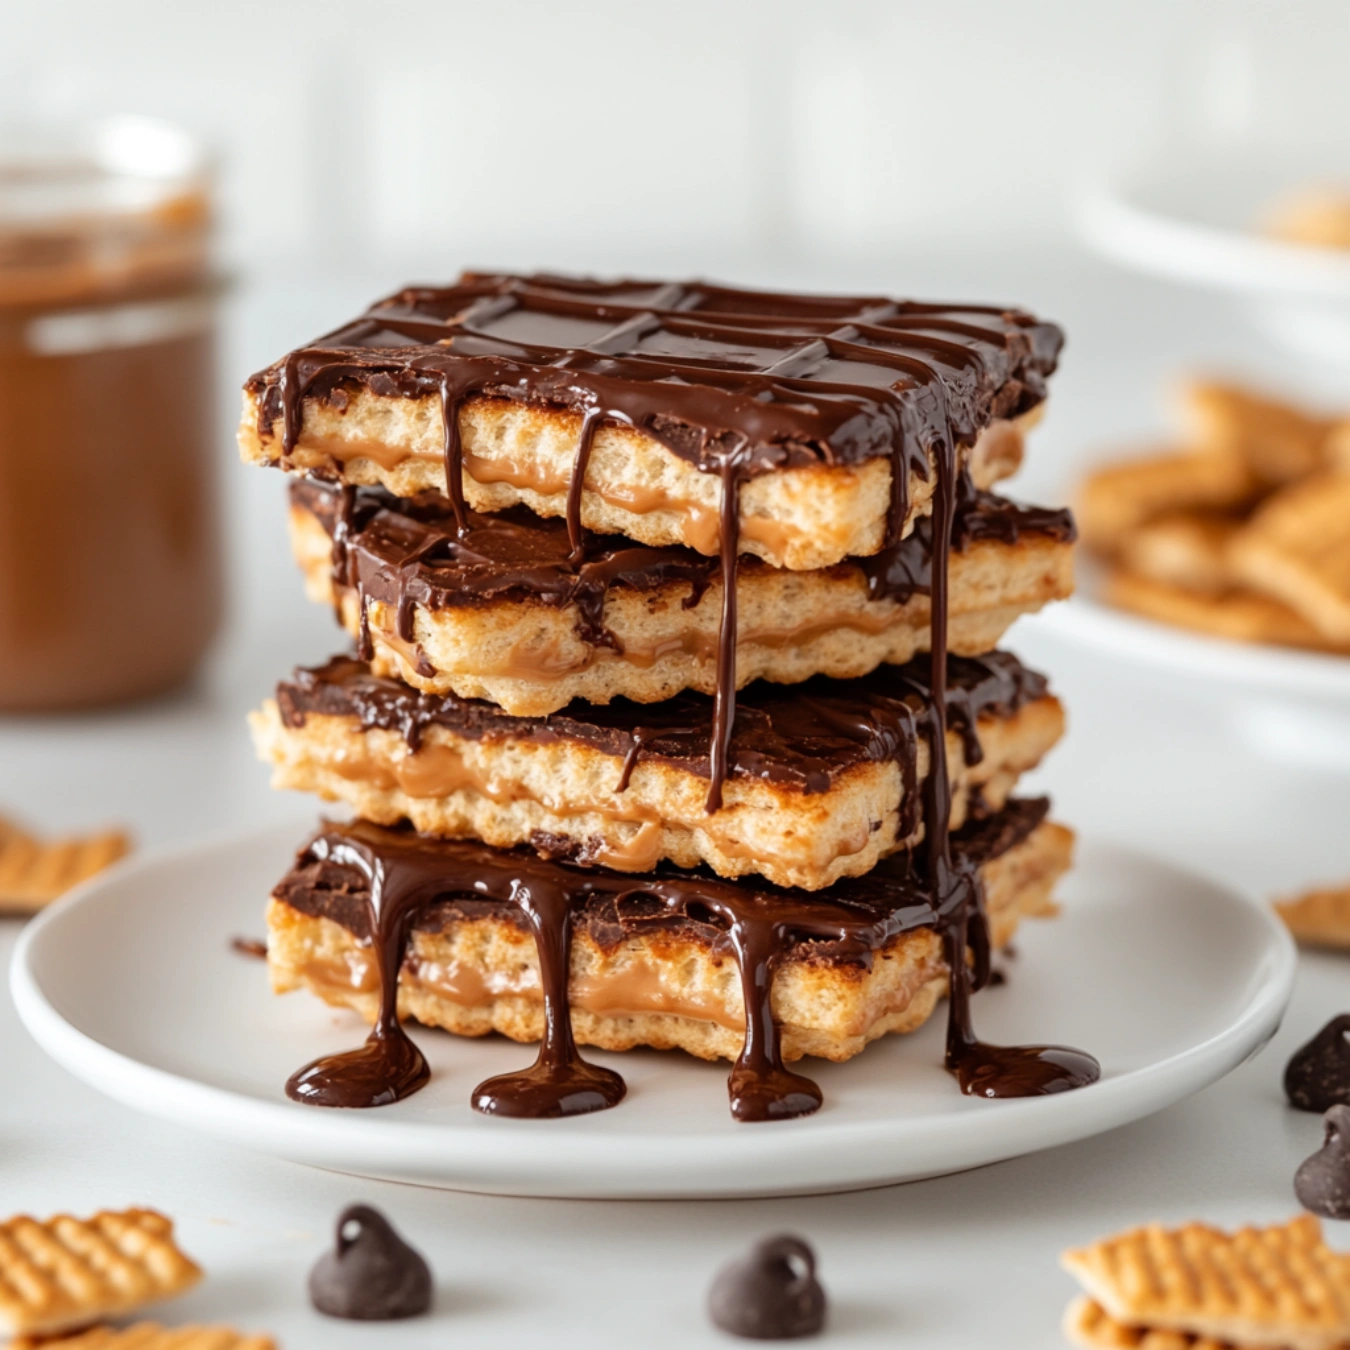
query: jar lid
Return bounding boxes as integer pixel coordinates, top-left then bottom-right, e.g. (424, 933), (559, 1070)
(0, 116), (213, 308)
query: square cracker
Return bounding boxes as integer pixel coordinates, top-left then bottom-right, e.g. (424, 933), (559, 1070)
(1177, 380), (1339, 487)
(0, 817), (130, 915)
(1117, 514), (1241, 596)
(1066, 1294), (1242, 1349)
(1275, 886), (1350, 951)
(1076, 451), (1257, 554)
(1061, 1214), (1350, 1350)
(0, 1208), (201, 1339)
(1227, 474), (1350, 644)
(13, 1323), (277, 1349)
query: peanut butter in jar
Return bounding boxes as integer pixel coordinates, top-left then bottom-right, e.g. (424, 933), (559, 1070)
(0, 117), (223, 710)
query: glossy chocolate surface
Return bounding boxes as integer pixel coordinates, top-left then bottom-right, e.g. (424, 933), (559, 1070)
(248, 272), (1062, 480)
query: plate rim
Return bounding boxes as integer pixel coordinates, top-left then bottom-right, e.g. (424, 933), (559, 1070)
(9, 823), (1297, 1196)
(1078, 175), (1350, 299)
(1037, 592), (1350, 701)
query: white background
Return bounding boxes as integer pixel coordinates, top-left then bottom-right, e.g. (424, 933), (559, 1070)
(3, 6), (1350, 1347)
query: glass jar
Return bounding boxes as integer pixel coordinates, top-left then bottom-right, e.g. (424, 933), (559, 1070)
(0, 116), (223, 710)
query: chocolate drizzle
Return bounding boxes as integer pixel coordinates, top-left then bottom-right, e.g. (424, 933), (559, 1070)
(468, 865), (626, 1118)
(285, 845), (432, 1109)
(260, 273), (1095, 1119)
(918, 391), (1098, 1099)
(275, 802), (1050, 1122)
(291, 475), (1074, 713)
(277, 650), (1047, 814)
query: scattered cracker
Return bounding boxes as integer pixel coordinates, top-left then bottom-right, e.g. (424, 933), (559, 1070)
(1227, 474), (1350, 644)
(1265, 189), (1350, 252)
(1177, 380), (1339, 487)
(1065, 1294), (1241, 1349)
(0, 1208), (202, 1340)
(1117, 513), (1241, 596)
(1061, 1214), (1350, 1350)
(14, 1324), (277, 1349)
(1275, 886), (1350, 951)
(1076, 450), (1257, 554)
(0, 816), (130, 915)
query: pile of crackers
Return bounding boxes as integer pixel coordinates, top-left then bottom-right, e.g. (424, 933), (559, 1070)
(1077, 380), (1350, 653)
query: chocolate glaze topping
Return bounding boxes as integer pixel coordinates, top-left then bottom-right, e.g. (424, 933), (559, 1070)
(248, 272), (1062, 481)
(277, 649), (1048, 809)
(256, 273), (1062, 811)
(276, 801), (1051, 1121)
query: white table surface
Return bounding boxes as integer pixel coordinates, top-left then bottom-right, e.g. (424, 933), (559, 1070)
(3, 248), (1349, 1348)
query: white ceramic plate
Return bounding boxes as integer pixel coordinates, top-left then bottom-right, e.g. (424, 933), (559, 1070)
(1038, 575), (1350, 705)
(11, 822), (1293, 1199)
(1079, 151), (1350, 367)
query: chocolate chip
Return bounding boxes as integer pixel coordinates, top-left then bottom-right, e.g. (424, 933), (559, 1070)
(308, 1204), (432, 1320)
(708, 1234), (826, 1340)
(1296, 1105), (1350, 1219)
(1285, 1015), (1350, 1112)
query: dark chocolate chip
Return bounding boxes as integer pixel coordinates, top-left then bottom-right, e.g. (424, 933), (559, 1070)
(1296, 1105), (1350, 1219)
(308, 1204), (432, 1320)
(708, 1234), (826, 1340)
(1285, 1015), (1350, 1113)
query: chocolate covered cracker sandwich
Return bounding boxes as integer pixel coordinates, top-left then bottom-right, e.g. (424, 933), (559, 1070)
(241, 271), (1097, 1122)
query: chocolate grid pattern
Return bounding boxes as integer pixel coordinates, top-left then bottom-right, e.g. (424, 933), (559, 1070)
(310, 272), (1059, 448)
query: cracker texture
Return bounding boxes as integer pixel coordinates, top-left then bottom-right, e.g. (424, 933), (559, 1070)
(1061, 1215), (1350, 1350)
(0, 1208), (201, 1340)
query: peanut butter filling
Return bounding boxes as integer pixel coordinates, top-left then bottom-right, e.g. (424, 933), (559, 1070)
(292, 942), (942, 1039)
(365, 600), (926, 687)
(290, 416), (1023, 560)
(322, 738), (821, 872)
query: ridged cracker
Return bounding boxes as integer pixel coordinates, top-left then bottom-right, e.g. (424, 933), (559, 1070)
(15, 1323), (276, 1349)
(1076, 450), (1256, 554)
(1228, 474), (1350, 643)
(1178, 379), (1339, 487)
(268, 818), (1071, 1066)
(0, 1208), (201, 1339)
(1065, 1294), (1242, 1349)
(1275, 886), (1350, 951)
(1117, 513), (1240, 596)
(1061, 1215), (1350, 1350)
(0, 817), (130, 914)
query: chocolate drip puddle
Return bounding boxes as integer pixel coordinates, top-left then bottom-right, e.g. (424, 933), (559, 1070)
(285, 851), (431, 1109)
(262, 273), (1096, 1118)
(468, 875), (626, 1118)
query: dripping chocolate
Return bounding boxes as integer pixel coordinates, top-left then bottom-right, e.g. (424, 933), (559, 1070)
(245, 272), (1098, 1121)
